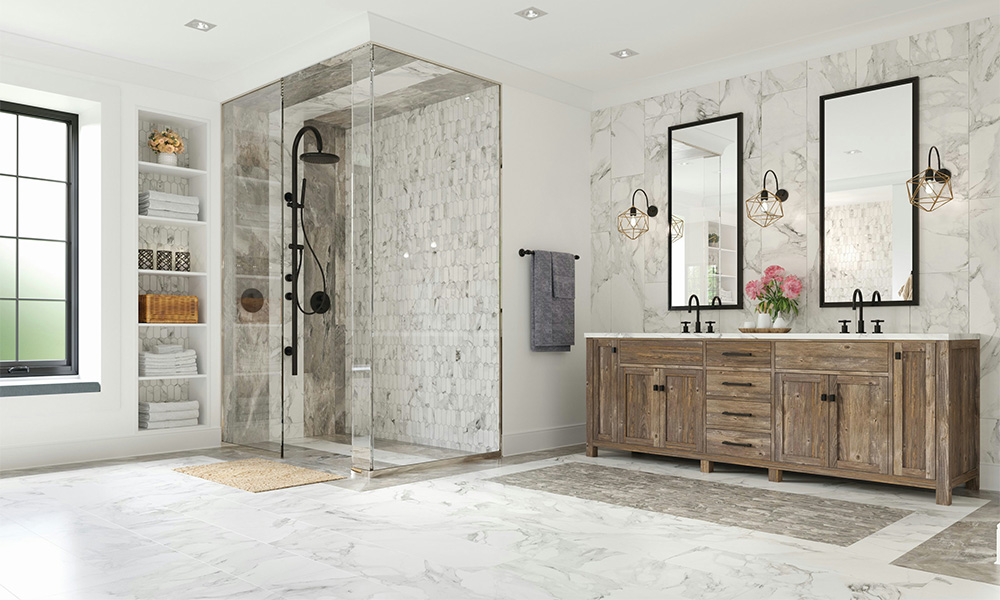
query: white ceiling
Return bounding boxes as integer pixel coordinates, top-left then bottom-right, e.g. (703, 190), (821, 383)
(0, 0), (994, 105)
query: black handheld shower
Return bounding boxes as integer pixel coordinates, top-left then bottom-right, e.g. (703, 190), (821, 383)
(284, 125), (340, 377)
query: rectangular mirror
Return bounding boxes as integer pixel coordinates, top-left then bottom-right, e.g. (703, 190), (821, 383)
(668, 113), (743, 310)
(820, 77), (918, 306)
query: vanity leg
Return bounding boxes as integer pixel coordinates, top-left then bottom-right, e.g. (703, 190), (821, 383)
(768, 469), (783, 483)
(700, 460), (714, 473)
(586, 445), (598, 458)
(935, 482), (953, 506)
(966, 476), (980, 492)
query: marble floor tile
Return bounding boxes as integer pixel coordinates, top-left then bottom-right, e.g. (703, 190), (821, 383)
(892, 500), (1000, 585)
(0, 446), (996, 599)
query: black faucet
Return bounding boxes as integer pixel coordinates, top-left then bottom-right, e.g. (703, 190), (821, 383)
(687, 294), (702, 333)
(870, 291), (883, 333)
(711, 296), (723, 307)
(851, 288), (865, 334)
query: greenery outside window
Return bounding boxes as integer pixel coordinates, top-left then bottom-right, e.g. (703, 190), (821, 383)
(0, 101), (79, 377)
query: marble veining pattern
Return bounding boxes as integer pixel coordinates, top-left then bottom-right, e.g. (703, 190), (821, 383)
(892, 499), (999, 584)
(590, 17), (1000, 478)
(0, 448), (995, 599)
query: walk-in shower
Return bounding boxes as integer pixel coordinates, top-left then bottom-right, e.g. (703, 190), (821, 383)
(222, 45), (501, 472)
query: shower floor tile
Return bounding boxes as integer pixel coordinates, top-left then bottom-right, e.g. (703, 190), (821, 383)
(0, 447), (996, 599)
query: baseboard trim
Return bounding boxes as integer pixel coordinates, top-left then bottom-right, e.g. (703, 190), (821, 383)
(503, 423), (586, 456)
(0, 427), (221, 472)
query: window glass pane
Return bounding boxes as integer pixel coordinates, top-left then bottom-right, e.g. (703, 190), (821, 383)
(19, 300), (65, 361)
(18, 239), (65, 299)
(18, 115), (67, 181)
(0, 237), (14, 297)
(0, 113), (14, 175)
(0, 176), (14, 237)
(19, 178), (66, 240)
(0, 300), (14, 361)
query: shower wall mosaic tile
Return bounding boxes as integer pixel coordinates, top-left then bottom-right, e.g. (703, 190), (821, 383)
(591, 17), (1000, 476)
(369, 86), (501, 453)
(824, 201), (893, 300)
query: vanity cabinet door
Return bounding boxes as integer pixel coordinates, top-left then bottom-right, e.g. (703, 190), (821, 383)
(775, 373), (828, 467)
(661, 369), (703, 452)
(621, 366), (660, 447)
(893, 342), (936, 479)
(589, 338), (620, 444)
(829, 375), (890, 474)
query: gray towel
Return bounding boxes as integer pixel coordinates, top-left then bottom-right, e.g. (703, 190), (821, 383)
(551, 252), (575, 299)
(531, 250), (575, 352)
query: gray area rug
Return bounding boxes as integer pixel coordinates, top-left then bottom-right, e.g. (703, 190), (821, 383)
(491, 462), (911, 546)
(893, 500), (1000, 585)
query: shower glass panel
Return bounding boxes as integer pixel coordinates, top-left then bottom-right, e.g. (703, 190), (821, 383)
(222, 44), (500, 471)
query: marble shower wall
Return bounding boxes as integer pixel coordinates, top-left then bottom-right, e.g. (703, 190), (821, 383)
(369, 86), (501, 453)
(591, 18), (1000, 472)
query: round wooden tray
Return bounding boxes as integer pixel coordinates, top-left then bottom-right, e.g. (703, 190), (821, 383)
(738, 327), (792, 333)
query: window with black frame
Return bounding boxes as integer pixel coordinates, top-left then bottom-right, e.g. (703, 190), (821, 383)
(0, 101), (79, 377)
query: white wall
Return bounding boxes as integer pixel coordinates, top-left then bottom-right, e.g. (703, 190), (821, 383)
(0, 53), (221, 470)
(500, 87), (591, 454)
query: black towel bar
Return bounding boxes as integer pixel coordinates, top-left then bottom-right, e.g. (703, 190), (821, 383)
(519, 249), (580, 259)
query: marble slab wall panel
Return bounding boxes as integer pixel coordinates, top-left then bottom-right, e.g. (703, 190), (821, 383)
(365, 86), (501, 454)
(590, 17), (1000, 474)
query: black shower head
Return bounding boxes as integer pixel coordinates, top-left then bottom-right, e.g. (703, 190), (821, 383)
(300, 151), (340, 165)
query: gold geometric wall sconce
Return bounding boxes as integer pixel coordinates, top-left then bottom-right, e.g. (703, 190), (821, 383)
(618, 188), (658, 240)
(670, 214), (685, 242)
(746, 169), (789, 228)
(907, 146), (953, 212)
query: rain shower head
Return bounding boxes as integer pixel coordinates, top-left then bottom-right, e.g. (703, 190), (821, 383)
(300, 151), (340, 165)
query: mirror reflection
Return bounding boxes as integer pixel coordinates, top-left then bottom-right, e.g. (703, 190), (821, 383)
(821, 78), (917, 305)
(668, 114), (743, 309)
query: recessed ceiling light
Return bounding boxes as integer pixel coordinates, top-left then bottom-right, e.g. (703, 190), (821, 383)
(185, 19), (216, 32)
(612, 48), (639, 59)
(844, 149), (863, 155)
(464, 95), (471, 101)
(515, 7), (547, 20)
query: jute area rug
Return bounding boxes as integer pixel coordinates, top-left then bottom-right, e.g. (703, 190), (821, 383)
(175, 458), (345, 492)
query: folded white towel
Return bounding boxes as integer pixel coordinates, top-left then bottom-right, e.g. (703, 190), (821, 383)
(139, 400), (200, 413)
(154, 345), (185, 354)
(139, 369), (198, 377)
(140, 350), (196, 360)
(147, 200), (199, 214)
(139, 419), (198, 430)
(139, 410), (199, 422)
(140, 190), (201, 206)
(139, 358), (197, 366)
(143, 209), (198, 221)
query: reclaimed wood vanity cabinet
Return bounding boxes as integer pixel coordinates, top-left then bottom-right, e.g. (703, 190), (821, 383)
(585, 336), (980, 505)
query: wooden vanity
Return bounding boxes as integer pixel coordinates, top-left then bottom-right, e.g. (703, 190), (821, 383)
(585, 334), (980, 505)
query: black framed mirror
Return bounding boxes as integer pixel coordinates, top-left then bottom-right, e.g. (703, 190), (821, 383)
(668, 113), (744, 310)
(820, 77), (919, 307)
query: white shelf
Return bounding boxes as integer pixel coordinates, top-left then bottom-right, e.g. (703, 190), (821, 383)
(138, 323), (207, 328)
(138, 269), (207, 277)
(139, 215), (206, 228)
(138, 161), (207, 178)
(138, 374), (207, 381)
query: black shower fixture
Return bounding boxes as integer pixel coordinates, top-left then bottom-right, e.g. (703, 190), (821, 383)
(284, 125), (340, 379)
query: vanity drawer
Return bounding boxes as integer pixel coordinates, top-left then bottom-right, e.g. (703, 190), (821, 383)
(706, 429), (771, 460)
(706, 342), (771, 368)
(706, 399), (771, 432)
(706, 370), (771, 399)
(774, 342), (889, 373)
(617, 340), (703, 366)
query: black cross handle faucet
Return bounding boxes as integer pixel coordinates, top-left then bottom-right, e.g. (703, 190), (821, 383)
(687, 294), (702, 333)
(851, 289), (865, 334)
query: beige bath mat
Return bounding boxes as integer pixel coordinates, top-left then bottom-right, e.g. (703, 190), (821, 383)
(175, 458), (344, 492)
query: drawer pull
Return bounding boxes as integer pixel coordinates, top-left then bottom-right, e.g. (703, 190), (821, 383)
(721, 411), (753, 417)
(721, 440), (753, 447)
(721, 381), (753, 387)
(722, 352), (753, 357)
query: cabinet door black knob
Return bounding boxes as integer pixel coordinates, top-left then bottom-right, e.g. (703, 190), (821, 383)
(821, 394), (828, 402)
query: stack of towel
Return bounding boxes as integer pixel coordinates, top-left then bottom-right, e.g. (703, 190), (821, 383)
(139, 345), (198, 377)
(139, 190), (200, 221)
(139, 400), (200, 430)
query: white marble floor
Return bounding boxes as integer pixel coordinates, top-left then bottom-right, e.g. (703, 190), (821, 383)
(0, 448), (996, 599)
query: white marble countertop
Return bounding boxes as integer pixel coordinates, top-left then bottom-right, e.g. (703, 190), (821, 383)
(585, 332), (979, 341)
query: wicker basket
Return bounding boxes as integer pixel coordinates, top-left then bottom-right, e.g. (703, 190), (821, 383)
(139, 294), (199, 324)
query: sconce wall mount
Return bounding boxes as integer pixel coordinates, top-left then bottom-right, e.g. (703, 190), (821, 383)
(746, 169), (789, 228)
(907, 146), (953, 212)
(618, 188), (658, 240)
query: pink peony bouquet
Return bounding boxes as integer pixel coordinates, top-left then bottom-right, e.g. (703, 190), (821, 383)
(745, 265), (802, 318)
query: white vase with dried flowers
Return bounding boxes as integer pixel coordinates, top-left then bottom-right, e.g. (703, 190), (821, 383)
(148, 128), (185, 166)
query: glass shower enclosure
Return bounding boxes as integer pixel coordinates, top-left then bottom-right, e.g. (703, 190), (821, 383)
(222, 45), (501, 472)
